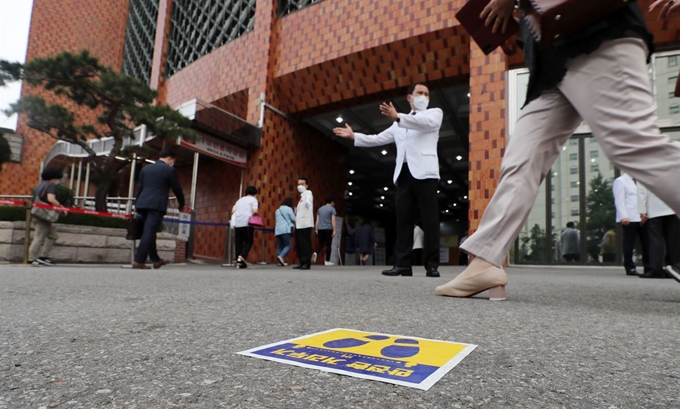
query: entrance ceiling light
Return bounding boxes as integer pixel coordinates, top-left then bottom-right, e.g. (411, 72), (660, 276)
(348, 182), (353, 186)
(447, 180), (453, 184)
(336, 115), (344, 123)
(349, 169), (355, 174)
(383, 187), (388, 191)
(381, 150), (388, 155)
(456, 155), (463, 161)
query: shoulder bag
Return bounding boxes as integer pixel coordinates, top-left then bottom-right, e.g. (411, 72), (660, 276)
(126, 213), (144, 240)
(248, 215), (264, 228)
(518, 0), (636, 47)
(31, 184), (60, 223)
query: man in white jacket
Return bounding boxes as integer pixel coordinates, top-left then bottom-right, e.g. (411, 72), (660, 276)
(637, 182), (680, 280)
(613, 173), (648, 275)
(293, 177), (314, 270)
(334, 83), (442, 278)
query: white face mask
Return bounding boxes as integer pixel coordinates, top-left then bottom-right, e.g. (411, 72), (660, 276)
(412, 95), (429, 111)
(297, 185), (306, 193)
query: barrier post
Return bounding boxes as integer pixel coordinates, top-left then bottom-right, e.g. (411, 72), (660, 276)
(221, 225), (234, 267)
(259, 229), (266, 265)
(23, 201), (32, 265)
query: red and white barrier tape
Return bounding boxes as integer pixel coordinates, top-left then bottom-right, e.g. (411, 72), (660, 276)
(1, 200), (131, 219)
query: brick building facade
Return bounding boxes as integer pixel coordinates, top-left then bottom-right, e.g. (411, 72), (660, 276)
(2, 0), (679, 264)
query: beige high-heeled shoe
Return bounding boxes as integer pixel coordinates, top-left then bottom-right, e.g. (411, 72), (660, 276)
(435, 259), (508, 301)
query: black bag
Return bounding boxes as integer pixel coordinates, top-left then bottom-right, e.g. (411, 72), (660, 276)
(126, 213), (144, 240)
(519, 0), (636, 47)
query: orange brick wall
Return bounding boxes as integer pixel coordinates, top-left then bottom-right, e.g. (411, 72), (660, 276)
(0, 0), (130, 195)
(467, 46), (507, 233)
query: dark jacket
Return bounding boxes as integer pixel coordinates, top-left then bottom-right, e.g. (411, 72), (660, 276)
(521, 3), (653, 106)
(135, 160), (185, 213)
(357, 223), (375, 254)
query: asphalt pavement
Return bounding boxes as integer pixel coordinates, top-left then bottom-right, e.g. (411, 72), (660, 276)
(1, 262), (679, 409)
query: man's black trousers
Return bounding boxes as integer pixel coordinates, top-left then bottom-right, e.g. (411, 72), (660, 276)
(315, 229), (333, 262)
(295, 227), (312, 266)
(621, 222), (648, 273)
(135, 209), (163, 264)
(394, 164), (439, 270)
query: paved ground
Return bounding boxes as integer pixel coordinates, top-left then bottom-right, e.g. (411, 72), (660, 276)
(1, 262), (679, 409)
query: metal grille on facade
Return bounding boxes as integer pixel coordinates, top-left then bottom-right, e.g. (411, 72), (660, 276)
(165, 0), (256, 77)
(278, 0), (325, 16)
(122, 0), (160, 84)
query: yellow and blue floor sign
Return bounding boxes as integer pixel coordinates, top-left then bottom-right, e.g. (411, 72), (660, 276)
(238, 328), (477, 390)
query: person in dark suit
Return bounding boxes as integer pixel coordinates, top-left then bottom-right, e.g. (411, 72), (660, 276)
(133, 149), (186, 269)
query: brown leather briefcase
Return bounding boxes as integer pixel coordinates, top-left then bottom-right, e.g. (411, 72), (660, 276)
(519, 0), (636, 47)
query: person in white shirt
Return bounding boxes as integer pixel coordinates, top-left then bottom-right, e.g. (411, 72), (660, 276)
(411, 224), (424, 266)
(231, 186), (259, 269)
(637, 182), (680, 280)
(333, 83), (442, 278)
(613, 173), (648, 275)
(293, 177), (314, 270)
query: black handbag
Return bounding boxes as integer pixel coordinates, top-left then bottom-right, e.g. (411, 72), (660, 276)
(519, 0), (636, 47)
(126, 213), (144, 240)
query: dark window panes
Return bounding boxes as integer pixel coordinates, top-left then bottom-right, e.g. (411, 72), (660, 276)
(278, 0), (325, 16)
(166, 0), (257, 77)
(122, 0), (160, 83)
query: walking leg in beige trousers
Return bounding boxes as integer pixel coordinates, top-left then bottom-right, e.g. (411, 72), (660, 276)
(29, 219), (58, 263)
(437, 38), (680, 299)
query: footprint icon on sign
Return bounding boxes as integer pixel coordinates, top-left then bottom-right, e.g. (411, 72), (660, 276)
(323, 335), (420, 358)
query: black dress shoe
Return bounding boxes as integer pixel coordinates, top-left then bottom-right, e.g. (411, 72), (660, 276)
(381, 266), (413, 276)
(426, 268), (440, 278)
(626, 269), (640, 276)
(300, 264), (311, 270)
(292, 265), (302, 269)
(639, 273), (666, 279)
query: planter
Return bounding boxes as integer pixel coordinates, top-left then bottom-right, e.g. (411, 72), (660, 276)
(0, 221), (187, 264)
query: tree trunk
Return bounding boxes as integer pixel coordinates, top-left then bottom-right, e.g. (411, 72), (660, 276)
(94, 172), (112, 212)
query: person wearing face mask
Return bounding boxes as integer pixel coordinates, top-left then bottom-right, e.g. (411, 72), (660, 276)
(133, 149), (187, 270)
(293, 177), (314, 270)
(333, 83), (443, 278)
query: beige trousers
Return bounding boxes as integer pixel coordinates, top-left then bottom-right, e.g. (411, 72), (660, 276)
(29, 218), (58, 260)
(462, 38), (680, 267)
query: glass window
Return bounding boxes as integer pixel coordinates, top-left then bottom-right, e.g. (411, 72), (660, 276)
(590, 150), (599, 158)
(571, 181), (579, 188)
(584, 136), (616, 265)
(671, 92), (678, 99)
(569, 153), (578, 161)
(571, 209), (580, 216)
(518, 182), (548, 263)
(570, 166), (578, 175)
(569, 139), (578, 146)
(654, 52), (680, 126)
(571, 195), (579, 202)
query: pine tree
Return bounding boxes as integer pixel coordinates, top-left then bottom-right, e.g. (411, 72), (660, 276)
(585, 172), (615, 262)
(0, 50), (197, 211)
